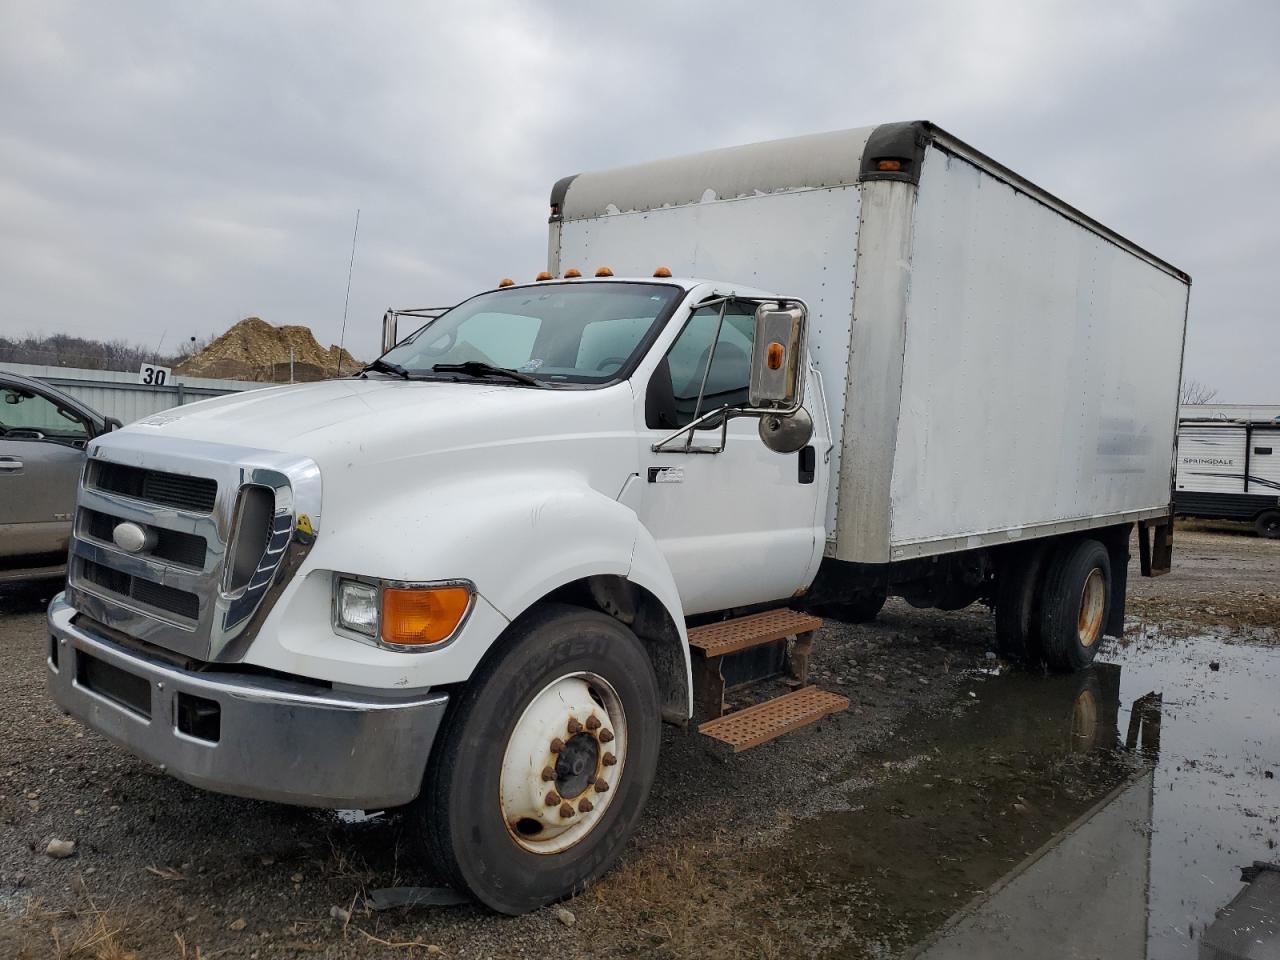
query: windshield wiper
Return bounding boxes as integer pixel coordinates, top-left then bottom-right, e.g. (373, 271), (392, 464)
(431, 361), (544, 387)
(361, 358), (411, 379)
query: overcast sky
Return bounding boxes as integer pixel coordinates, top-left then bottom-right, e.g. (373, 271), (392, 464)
(1, 1), (1276, 399)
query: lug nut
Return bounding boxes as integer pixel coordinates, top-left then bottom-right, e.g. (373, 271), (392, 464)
(541, 766), (556, 782)
(545, 791), (561, 806)
(578, 798), (594, 813)
(585, 715), (601, 731)
(559, 801), (575, 818)
(599, 729), (614, 743)
(550, 738), (564, 753)
(567, 717), (582, 735)
(594, 778), (610, 793)
(602, 752), (617, 766)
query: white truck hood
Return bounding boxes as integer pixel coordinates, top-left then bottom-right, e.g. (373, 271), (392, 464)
(124, 377), (630, 468)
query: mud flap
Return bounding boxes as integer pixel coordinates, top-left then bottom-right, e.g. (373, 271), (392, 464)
(1137, 515), (1174, 578)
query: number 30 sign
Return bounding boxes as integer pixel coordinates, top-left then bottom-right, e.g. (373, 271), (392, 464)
(138, 363), (172, 386)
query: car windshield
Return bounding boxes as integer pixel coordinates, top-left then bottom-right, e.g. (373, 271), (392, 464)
(379, 282), (683, 385)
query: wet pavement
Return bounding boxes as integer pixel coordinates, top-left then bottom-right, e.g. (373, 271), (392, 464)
(749, 628), (1280, 959)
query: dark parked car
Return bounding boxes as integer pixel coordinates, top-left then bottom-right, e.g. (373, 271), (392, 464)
(0, 372), (119, 582)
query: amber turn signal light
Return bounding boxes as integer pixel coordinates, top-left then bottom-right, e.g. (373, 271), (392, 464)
(381, 586), (472, 646)
(766, 341), (785, 370)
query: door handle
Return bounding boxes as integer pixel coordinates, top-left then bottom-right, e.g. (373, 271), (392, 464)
(0, 459), (23, 471)
(797, 446), (815, 484)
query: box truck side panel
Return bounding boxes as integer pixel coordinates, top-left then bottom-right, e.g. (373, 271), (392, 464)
(884, 147), (1189, 557)
(556, 185), (861, 530)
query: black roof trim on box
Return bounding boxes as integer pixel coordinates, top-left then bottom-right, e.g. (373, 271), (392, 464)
(549, 174), (579, 222)
(858, 121), (932, 185)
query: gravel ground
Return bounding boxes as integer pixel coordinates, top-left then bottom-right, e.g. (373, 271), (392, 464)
(1, 523), (1275, 959)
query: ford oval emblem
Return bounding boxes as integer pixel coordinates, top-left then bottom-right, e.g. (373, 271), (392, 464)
(112, 521), (154, 554)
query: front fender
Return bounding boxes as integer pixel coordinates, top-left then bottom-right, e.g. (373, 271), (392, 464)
(246, 473), (690, 700)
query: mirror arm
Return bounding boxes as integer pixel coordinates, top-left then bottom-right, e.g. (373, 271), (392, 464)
(685, 299), (729, 452)
(650, 398), (805, 455)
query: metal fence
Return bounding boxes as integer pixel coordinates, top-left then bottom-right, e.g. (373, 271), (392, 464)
(0, 362), (269, 424)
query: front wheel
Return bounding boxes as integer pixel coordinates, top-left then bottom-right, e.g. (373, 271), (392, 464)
(408, 603), (661, 914)
(1256, 510), (1280, 539)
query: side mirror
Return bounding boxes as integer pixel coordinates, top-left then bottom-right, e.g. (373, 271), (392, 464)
(381, 309), (399, 354)
(749, 303), (806, 410)
(103, 417), (123, 433)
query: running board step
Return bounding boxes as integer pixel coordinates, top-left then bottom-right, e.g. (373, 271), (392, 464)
(688, 608), (823, 658)
(698, 686), (849, 753)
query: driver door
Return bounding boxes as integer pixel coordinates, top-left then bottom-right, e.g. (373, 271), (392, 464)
(634, 300), (824, 615)
(0, 381), (91, 559)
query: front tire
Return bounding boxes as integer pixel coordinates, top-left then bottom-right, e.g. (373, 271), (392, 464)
(1039, 539), (1111, 673)
(408, 603), (661, 914)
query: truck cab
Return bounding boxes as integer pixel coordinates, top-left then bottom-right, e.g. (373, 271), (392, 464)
(46, 274), (826, 914)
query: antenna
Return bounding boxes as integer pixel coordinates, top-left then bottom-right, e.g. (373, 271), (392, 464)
(336, 209), (360, 377)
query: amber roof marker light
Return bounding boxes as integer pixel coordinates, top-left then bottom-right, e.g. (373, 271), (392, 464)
(535, 271), (554, 282)
(498, 278), (515, 287)
(595, 266), (614, 277)
(876, 159), (903, 172)
(563, 268), (582, 278)
(653, 266), (672, 278)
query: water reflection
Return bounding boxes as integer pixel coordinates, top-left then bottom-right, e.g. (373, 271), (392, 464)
(757, 633), (1280, 960)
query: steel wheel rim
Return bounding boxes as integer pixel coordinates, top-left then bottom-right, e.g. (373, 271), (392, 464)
(499, 671), (627, 855)
(1077, 568), (1106, 647)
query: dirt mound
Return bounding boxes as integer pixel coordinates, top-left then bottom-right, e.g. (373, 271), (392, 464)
(175, 317), (364, 382)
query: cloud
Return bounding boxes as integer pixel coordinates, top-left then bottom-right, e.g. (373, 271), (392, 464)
(0, 0), (1275, 399)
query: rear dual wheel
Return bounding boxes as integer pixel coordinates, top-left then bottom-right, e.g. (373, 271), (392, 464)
(997, 538), (1112, 672)
(407, 604), (660, 915)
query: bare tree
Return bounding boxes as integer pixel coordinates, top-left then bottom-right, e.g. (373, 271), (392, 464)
(1181, 379), (1218, 405)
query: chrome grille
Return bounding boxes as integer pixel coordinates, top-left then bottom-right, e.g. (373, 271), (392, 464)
(80, 507), (207, 569)
(78, 558), (201, 621)
(65, 433), (322, 663)
(92, 462), (218, 512)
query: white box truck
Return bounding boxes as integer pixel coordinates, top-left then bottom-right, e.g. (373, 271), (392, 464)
(46, 121), (1189, 913)
(1174, 418), (1280, 536)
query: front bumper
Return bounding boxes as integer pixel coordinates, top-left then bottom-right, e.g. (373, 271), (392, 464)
(46, 596), (448, 808)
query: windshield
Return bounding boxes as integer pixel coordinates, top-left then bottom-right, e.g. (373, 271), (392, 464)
(379, 282), (683, 385)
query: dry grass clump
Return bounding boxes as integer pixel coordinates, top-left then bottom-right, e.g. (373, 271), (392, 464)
(13, 897), (137, 960)
(587, 838), (784, 959)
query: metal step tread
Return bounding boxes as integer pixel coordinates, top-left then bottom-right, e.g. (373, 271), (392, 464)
(698, 686), (849, 752)
(687, 608), (823, 658)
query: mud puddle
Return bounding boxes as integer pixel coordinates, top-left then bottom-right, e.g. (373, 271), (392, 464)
(750, 632), (1280, 959)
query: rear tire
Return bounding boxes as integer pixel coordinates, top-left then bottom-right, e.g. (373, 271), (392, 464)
(1256, 510), (1280, 539)
(408, 603), (661, 914)
(995, 544), (1048, 664)
(1039, 539), (1111, 673)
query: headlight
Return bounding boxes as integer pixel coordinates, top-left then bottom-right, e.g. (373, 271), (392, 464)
(336, 579), (379, 637)
(333, 576), (474, 649)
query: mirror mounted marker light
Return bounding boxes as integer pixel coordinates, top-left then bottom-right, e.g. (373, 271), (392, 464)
(749, 302), (813, 452)
(749, 303), (806, 409)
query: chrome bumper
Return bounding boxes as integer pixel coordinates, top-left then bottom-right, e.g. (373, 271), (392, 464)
(46, 596), (448, 809)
